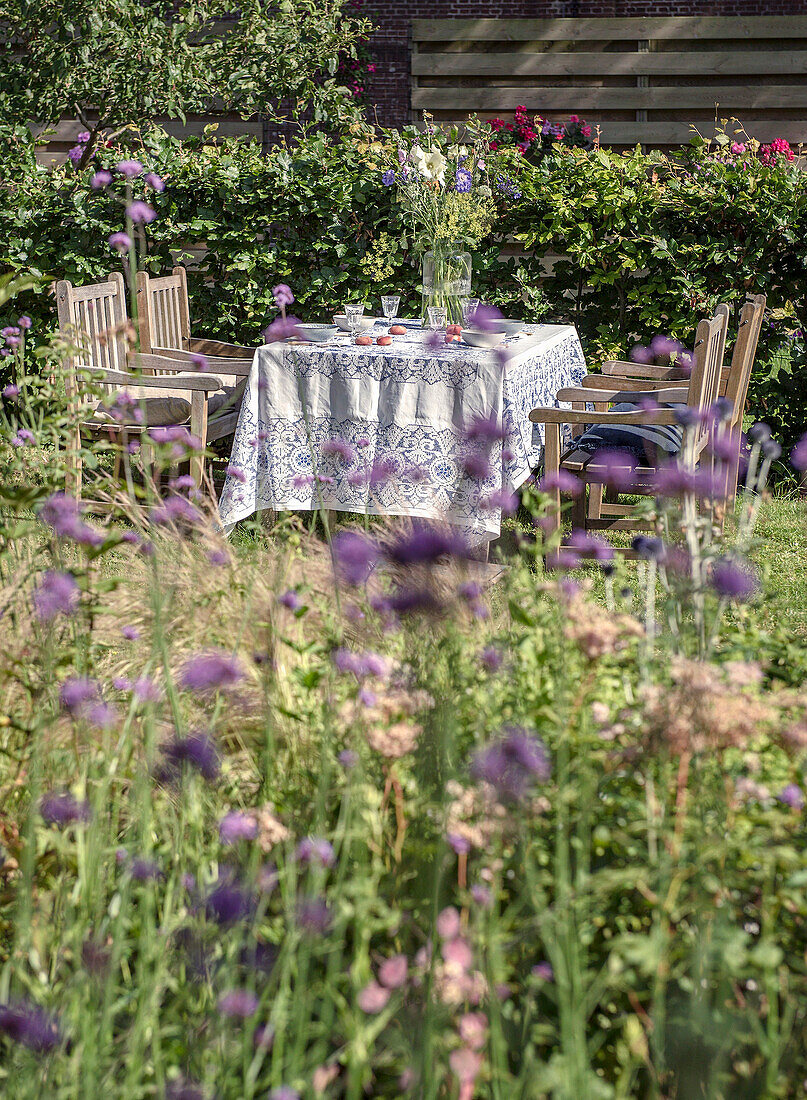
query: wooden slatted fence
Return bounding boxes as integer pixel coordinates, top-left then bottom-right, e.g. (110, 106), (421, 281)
(411, 16), (807, 147)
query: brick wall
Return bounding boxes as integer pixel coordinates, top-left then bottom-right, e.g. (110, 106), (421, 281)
(363, 0), (807, 128)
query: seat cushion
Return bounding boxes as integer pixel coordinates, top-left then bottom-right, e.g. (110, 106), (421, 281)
(92, 392), (191, 427)
(573, 402), (684, 463)
(208, 380), (246, 419)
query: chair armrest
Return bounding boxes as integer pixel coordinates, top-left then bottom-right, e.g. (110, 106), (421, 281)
(556, 386), (689, 405)
(601, 360), (690, 379)
(89, 367), (224, 392)
(530, 406), (679, 426)
(580, 373), (688, 391)
(152, 346), (252, 378)
(190, 336), (258, 358)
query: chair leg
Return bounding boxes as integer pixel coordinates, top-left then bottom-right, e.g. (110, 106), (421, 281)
(189, 392), (209, 489)
(542, 423), (562, 542)
(569, 490), (587, 531)
(65, 425), (82, 501)
(587, 481), (603, 522)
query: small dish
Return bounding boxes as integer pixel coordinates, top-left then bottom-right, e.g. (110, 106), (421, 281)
(296, 324), (338, 343)
(461, 328), (505, 349)
(333, 314), (377, 333)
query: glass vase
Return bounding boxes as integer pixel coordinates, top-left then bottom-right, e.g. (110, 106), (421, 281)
(420, 243), (472, 326)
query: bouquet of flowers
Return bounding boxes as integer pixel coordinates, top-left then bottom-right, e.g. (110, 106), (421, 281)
(379, 116), (522, 322)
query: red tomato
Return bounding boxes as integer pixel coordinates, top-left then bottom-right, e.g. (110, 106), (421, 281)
(444, 333), (460, 344)
(446, 324), (462, 335)
(390, 325), (407, 335)
(355, 335), (373, 345)
(376, 335), (393, 346)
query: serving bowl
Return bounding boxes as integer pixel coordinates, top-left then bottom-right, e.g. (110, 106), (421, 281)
(333, 314), (377, 333)
(487, 319), (522, 338)
(296, 324), (337, 343)
(461, 328), (505, 349)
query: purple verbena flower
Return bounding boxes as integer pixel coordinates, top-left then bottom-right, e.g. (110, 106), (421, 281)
(109, 231), (132, 252)
(180, 650), (244, 693)
(710, 556), (759, 601)
(470, 726), (551, 802)
(40, 791), (91, 827)
(296, 896), (332, 934)
(2, 384), (20, 399)
(33, 570), (79, 620)
(778, 783), (804, 810)
(143, 171), (164, 191)
(532, 961), (554, 982)
(218, 989), (259, 1018)
(791, 433), (807, 472)
(17, 315), (31, 330)
(295, 837), (336, 868)
(91, 169), (112, 190)
(161, 733), (220, 781)
(480, 645), (503, 672)
(322, 438), (357, 464)
(130, 858), (162, 882)
(205, 877), (254, 924)
(263, 315), (301, 342)
(463, 412), (506, 446)
(385, 525), (465, 565)
(219, 811), (258, 845)
(278, 589), (304, 612)
(59, 676), (100, 713)
(126, 201), (156, 224)
(540, 469), (582, 495)
(0, 1002), (61, 1051)
(116, 159), (143, 178)
(331, 530), (379, 585)
(272, 284), (294, 309)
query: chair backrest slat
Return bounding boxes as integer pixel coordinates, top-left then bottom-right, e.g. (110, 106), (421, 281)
(56, 274), (129, 399)
(725, 294), (766, 430)
(685, 311), (728, 448)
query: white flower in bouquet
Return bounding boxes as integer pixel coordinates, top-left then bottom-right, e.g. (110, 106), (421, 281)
(411, 146), (447, 185)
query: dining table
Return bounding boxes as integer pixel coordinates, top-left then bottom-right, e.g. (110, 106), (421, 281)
(217, 319), (587, 542)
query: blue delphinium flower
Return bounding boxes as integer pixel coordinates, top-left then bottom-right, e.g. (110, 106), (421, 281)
(382, 169), (396, 186)
(454, 167), (472, 192)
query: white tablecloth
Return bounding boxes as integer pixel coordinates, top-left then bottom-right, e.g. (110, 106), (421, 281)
(217, 321), (586, 540)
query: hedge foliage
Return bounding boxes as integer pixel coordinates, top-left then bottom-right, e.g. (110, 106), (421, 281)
(2, 120), (806, 449)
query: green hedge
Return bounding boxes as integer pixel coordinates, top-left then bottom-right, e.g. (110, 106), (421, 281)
(3, 122), (806, 451)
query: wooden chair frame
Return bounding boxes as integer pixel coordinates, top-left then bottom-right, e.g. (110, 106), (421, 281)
(56, 273), (231, 502)
(531, 311), (728, 544)
(573, 295), (766, 518)
(136, 266), (255, 381)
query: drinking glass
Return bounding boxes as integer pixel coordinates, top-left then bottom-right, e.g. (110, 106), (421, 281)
(427, 305), (447, 332)
(345, 303), (365, 337)
(381, 295), (401, 324)
(460, 297), (480, 326)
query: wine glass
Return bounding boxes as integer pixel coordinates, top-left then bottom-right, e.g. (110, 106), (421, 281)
(460, 297), (480, 327)
(427, 305), (447, 332)
(345, 303), (365, 338)
(381, 295), (401, 325)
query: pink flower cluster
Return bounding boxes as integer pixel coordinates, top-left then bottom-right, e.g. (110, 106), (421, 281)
(488, 107), (592, 155)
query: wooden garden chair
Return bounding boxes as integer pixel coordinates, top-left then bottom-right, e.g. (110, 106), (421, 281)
(530, 311), (728, 543)
(135, 268), (255, 414)
(56, 273), (236, 503)
(573, 295), (766, 523)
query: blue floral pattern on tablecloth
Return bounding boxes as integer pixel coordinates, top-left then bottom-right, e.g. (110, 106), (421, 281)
(218, 321), (586, 540)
